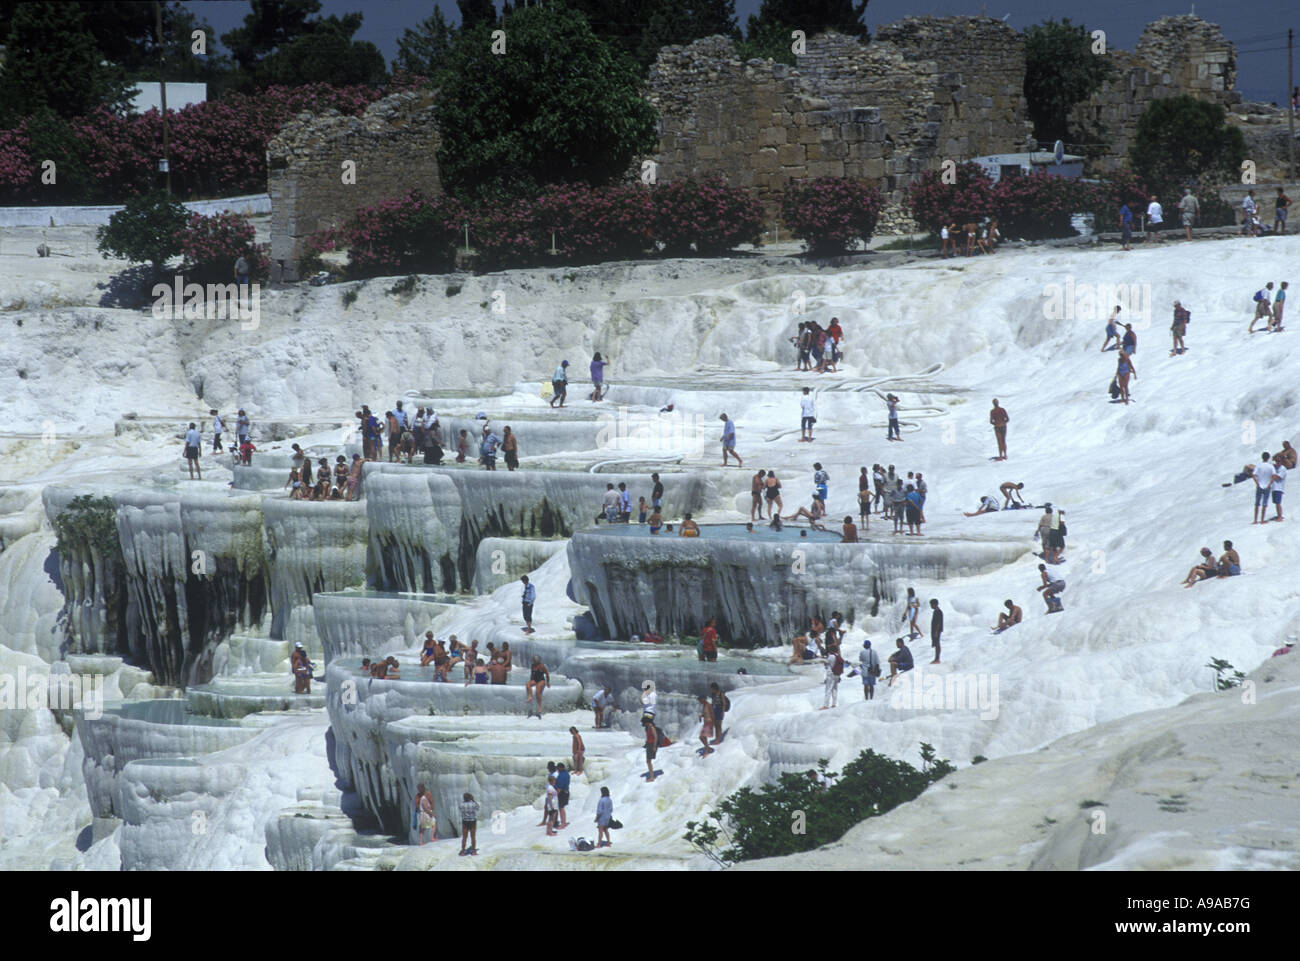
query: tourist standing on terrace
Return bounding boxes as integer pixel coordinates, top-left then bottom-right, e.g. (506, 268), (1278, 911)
(1275, 187), (1291, 235)
(590, 352), (609, 402)
(1145, 195), (1163, 242)
(183, 422), (202, 479)
(210, 409), (224, 453)
(989, 399), (1009, 460)
(651, 472), (664, 512)
(1178, 187), (1199, 241)
(570, 727), (585, 774)
(902, 587), (921, 639)
(720, 413), (742, 467)
(520, 575), (536, 634)
(752, 469), (767, 521)
(236, 409), (250, 448)
(820, 644), (843, 709)
(800, 387), (816, 442)
(1171, 301), (1189, 355)
(1242, 190), (1258, 237)
(501, 426), (519, 471)
(642, 718), (659, 782)
(416, 784), (435, 845)
(1119, 202), (1133, 251)
(929, 598), (943, 665)
(1270, 282), (1287, 332)
(697, 696), (716, 755)
(550, 359), (569, 408)
(859, 640), (880, 701)
(459, 793), (479, 856)
(555, 763), (571, 827)
(886, 394), (902, 441)
(595, 787), (614, 847)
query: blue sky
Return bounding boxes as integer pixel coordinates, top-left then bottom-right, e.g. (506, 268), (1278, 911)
(183, 0), (1293, 103)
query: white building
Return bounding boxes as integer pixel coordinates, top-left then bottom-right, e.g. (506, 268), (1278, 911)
(128, 81), (207, 114)
(972, 151), (1085, 183)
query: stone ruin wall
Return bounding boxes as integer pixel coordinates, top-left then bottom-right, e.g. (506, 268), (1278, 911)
(268, 90), (442, 281)
(1071, 15), (1241, 175)
(266, 14), (1251, 260)
(645, 17), (1034, 234)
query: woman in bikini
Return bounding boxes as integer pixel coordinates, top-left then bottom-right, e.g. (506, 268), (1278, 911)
(526, 656), (549, 717)
(286, 468), (303, 498)
(416, 784), (436, 845)
(333, 455), (349, 489)
(346, 455), (363, 501)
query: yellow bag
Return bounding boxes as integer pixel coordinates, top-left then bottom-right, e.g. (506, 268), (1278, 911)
(540, 381), (554, 400)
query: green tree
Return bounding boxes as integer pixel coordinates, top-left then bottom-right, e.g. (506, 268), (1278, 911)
(96, 191), (188, 273)
(637, 0), (740, 69)
(24, 108), (96, 202)
(1129, 95), (1246, 196)
(739, 0), (867, 64)
(394, 7), (456, 77)
(457, 0), (497, 30)
(434, 4), (659, 203)
(0, 2), (131, 123)
(220, 0), (323, 74)
(259, 13), (388, 85)
(1022, 18), (1114, 149)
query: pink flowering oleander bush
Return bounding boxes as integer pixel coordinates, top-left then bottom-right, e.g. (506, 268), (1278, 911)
(470, 199), (546, 270)
(905, 162), (996, 234)
(329, 190), (465, 277)
(780, 177), (884, 254)
(651, 177), (765, 256)
(176, 210), (270, 284)
(530, 183), (654, 265)
(990, 170), (1094, 240)
(0, 82), (419, 204)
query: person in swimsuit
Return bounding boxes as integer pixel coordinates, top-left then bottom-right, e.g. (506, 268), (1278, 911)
(500, 642), (512, 674)
(1000, 481), (1026, 508)
(841, 515), (859, 542)
(1115, 349), (1135, 405)
(751, 470), (767, 521)
(784, 494), (828, 530)
(697, 697), (716, 757)
(420, 631), (438, 666)
(416, 783), (435, 845)
(989, 399), (1009, 460)
(501, 426), (519, 471)
(345, 454), (363, 501)
(764, 471), (783, 515)
(679, 512), (701, 537)
(648, 507), (663, 534)
(525, 656), (549, 717)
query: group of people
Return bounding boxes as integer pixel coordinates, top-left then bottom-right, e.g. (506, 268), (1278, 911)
(412, 784), (480, 856)
(790, 317), (844, 372)
(940, 220), (1000, 258)
(1240, 187), (1291, 237)
(1181, 541), (1243, 587)
(417, 632), (516, 684)
(182, 408), (253, 478)
(1250, 281), (1288, 334)
(1120, 186), (1290, 249)
(285, 446), (363, 501)
(599, 473), (666, 526)
(1246, 446), (1292, 525)
(355, 403), (521, 472)
(548, 352), (611, 407)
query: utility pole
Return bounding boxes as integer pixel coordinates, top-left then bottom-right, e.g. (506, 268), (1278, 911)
(1289, 28), (1295, 183)
(155, 0), (172, 194)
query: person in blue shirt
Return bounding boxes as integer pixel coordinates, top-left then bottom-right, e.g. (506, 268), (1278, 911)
(887, 637), (914, 686)
(481, 431), (501, 470)
(904, 483), (924, 535)
(555, 764), (571, 828)
(183, 422), (203, 479)
(1119, 203), (1133, 251)
(617, 482), (631, 522)
(520, 575), (536, 634)
(719, 413), (743, 467)
(550, 360), (569, 408)
(813, 463), (829, 502)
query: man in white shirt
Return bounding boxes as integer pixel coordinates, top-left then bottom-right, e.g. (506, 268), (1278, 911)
(858, 639), (880, 700)
(1253, 452), (1276, 524)
(1267, 460), (1286, 523)
(800, 387), (816, 442)
(210, 409), (224, 453)
(601, 483), (620, 523)
(592, 686), (616, 728)
(1242, 190), (1258, 237)
(393, 401), (408, 431)
(1145, 196), (1163, 243)
(183, 422), (203, 480)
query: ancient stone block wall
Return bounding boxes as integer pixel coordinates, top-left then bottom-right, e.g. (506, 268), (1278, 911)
(645, 18), (1034, 233)
(268, 91), (441, 280)
(1073, 15), (1240, 175)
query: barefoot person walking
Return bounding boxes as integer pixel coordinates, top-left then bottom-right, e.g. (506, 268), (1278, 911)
(720, 413), (743, 467)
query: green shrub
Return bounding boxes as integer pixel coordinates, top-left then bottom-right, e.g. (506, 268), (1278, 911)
(685, 742), (954, 865)
(96, 191), (187, 273)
